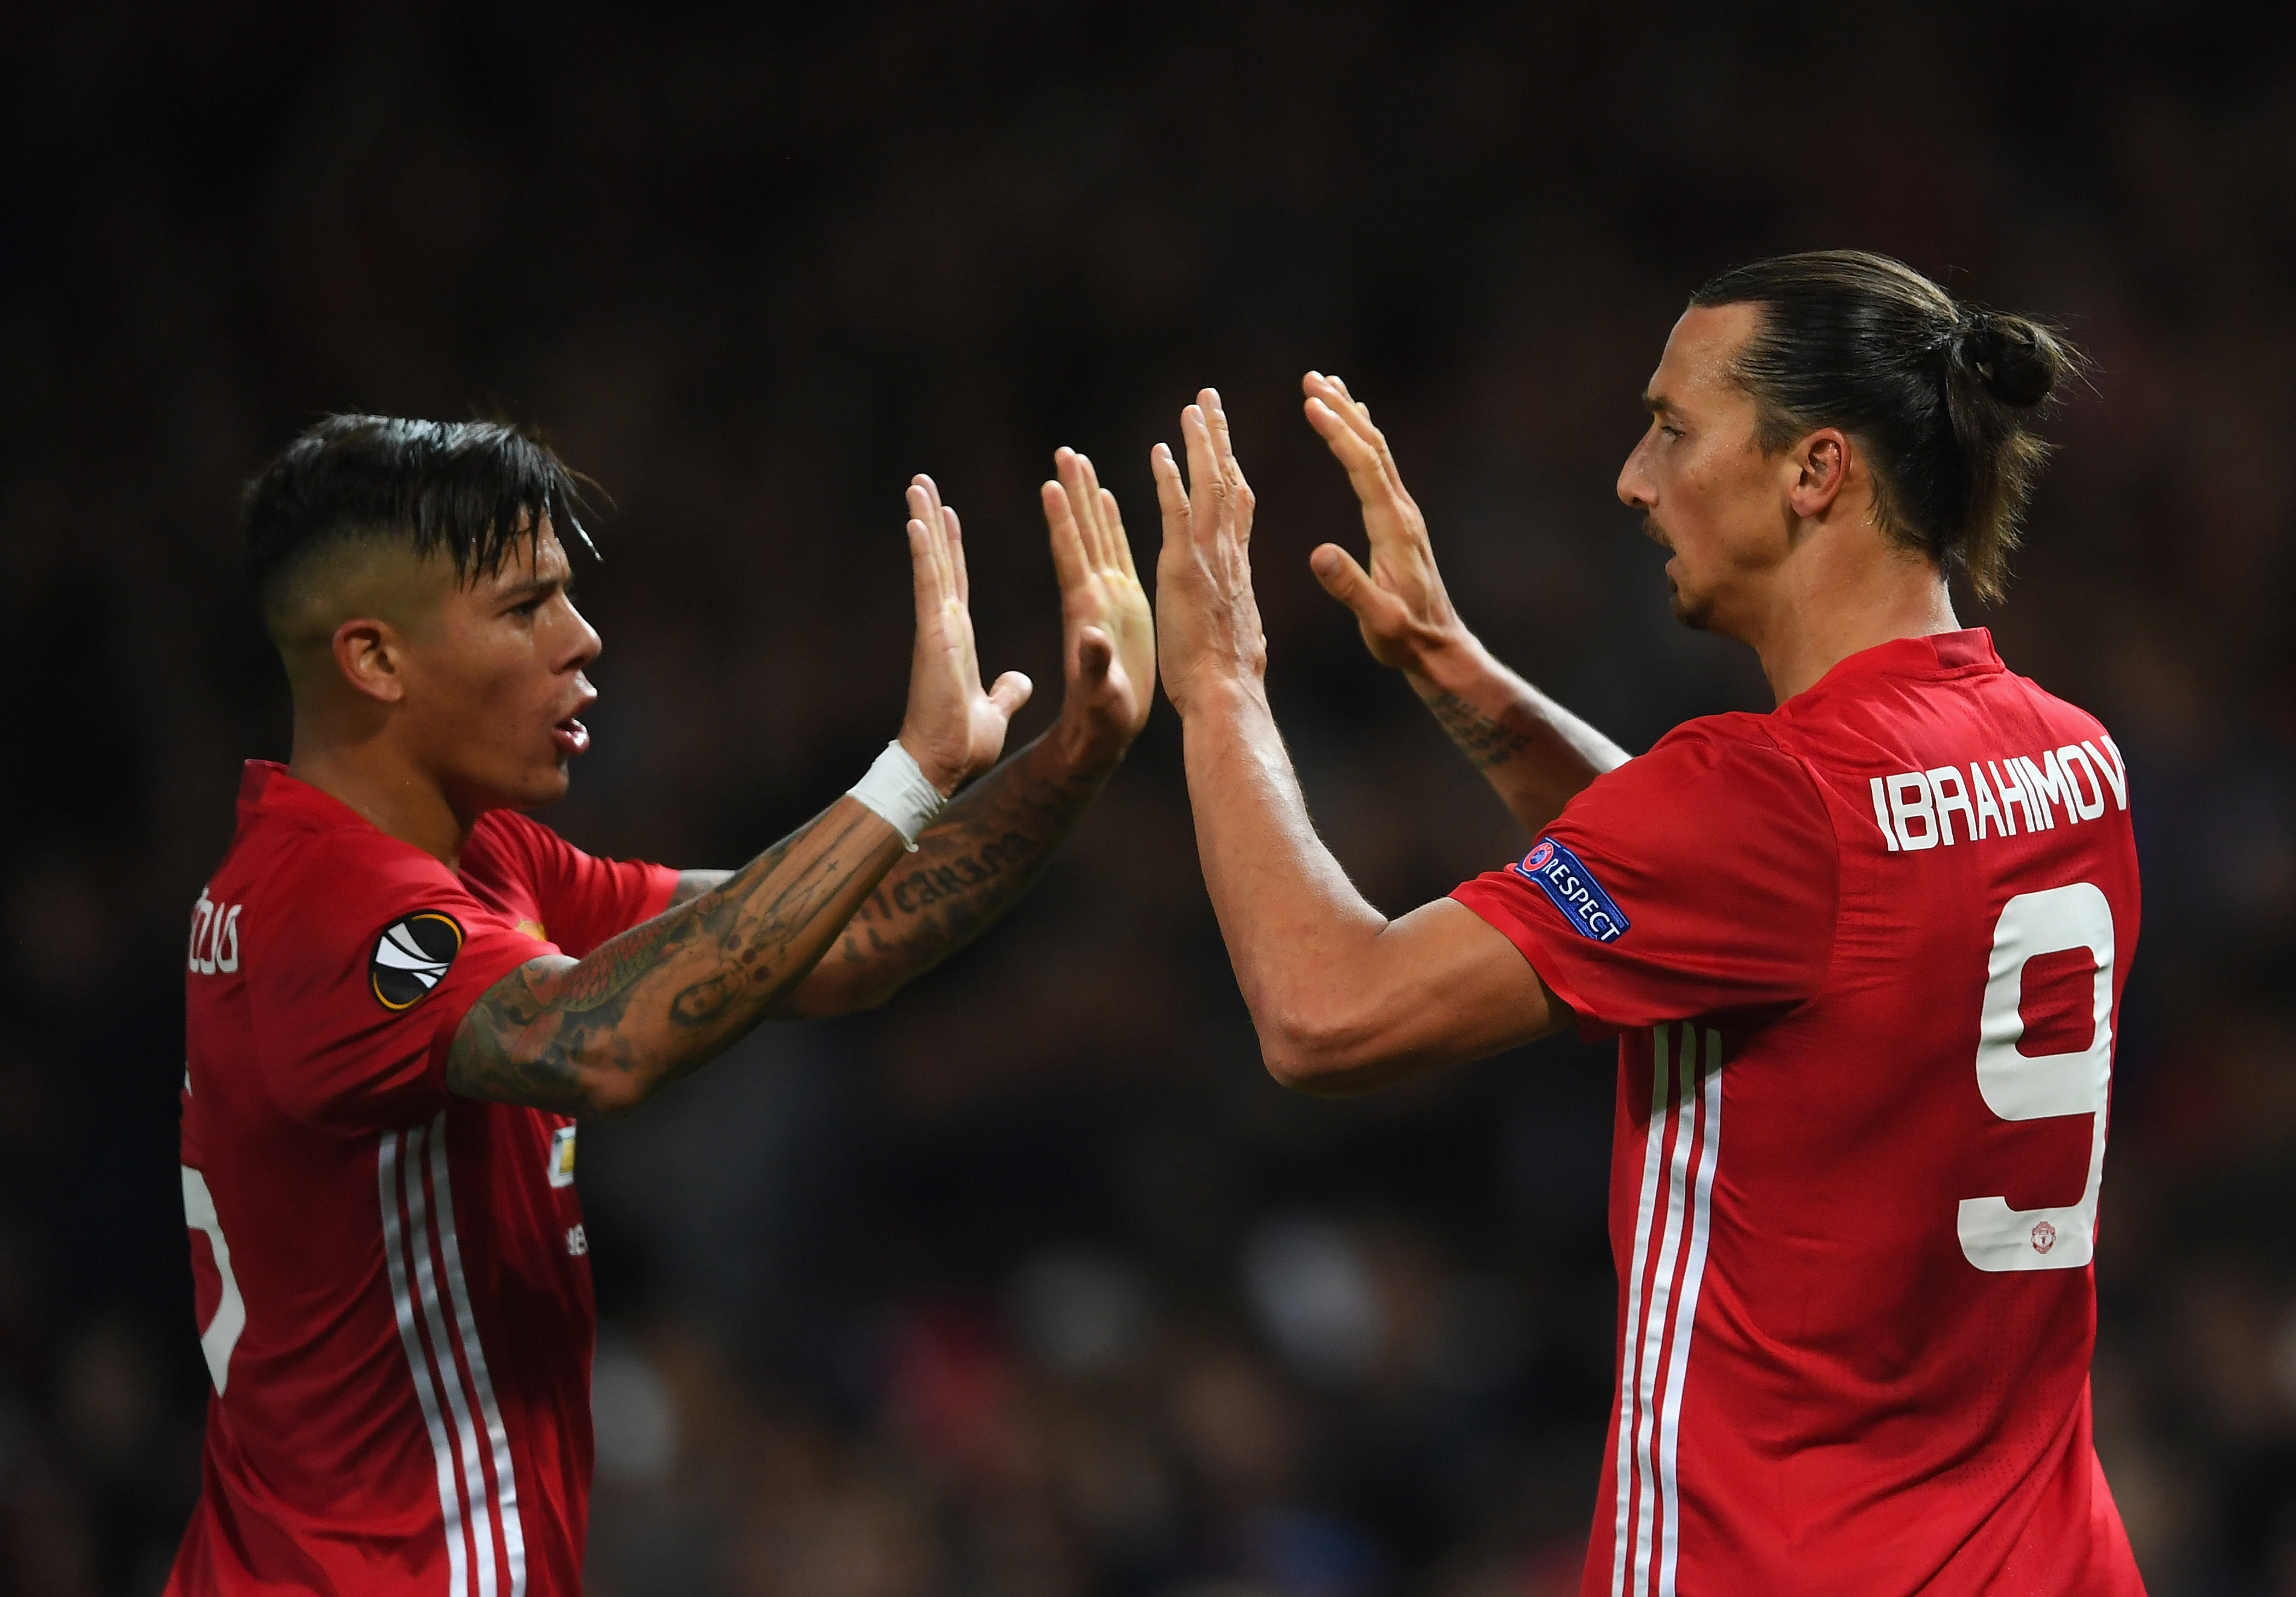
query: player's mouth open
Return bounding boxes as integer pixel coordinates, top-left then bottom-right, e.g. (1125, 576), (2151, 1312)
(552, 717), (590, 756)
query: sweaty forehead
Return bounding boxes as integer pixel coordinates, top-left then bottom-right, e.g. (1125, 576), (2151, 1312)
(468, 520), (568, 593)
(1646, 303), (1761, 410)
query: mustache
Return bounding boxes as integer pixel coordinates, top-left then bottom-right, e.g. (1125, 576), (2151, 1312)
(1641, 515), (1672, 552)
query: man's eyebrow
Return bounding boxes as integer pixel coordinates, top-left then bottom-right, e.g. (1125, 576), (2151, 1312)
(491, 571), (564, 602)
(1641, 390), (1674, 416)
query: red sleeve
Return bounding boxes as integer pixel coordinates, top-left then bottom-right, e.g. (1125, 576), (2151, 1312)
(248, 834), (553, 1135)
(1450, 720), (1840, 1039)
(466, 812), (679, 958)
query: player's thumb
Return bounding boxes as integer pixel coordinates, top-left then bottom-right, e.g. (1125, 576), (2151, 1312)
(1311, 544), (1381, 618)
(1074, 626), (1113, 685)
(988, 670), (1035, 719)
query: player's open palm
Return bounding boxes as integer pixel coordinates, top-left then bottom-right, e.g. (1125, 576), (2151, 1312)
(1301, 371), (1464, 673)
(899, 475), (1033, 795)
(1152, 388), (1267, 713)
(1041, 447), (1154, 771)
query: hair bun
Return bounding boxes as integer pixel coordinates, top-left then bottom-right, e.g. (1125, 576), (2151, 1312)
(1955, 310), (2062, 409)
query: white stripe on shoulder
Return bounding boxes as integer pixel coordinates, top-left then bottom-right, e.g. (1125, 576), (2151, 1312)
(428, 1113), (528, 1597)
(381, 1130), (470, 1597)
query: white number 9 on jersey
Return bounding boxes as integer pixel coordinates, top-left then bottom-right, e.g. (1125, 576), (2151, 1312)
(1958, 883), (2116, 1273)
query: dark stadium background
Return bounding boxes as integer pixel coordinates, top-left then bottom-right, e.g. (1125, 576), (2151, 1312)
(7, 4), (2295, 1593)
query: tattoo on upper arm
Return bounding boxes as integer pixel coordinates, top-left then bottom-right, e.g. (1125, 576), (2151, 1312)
(1423, 691), (1536, 771)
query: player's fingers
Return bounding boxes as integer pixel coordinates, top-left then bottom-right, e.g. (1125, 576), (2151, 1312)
(1073, 451), (1112, 568)
(1307, 372), (1384, 457)
(1099, 487), (1141, 580)
(988, 669), (1034, 719)
(942, 503), (970, 608)
(906, 516), (944, 625)
(1060, 447), (1105, 568)
(1180, 404), (1223, 551)
(1151, 440), (1190, 541)
(909, 479), (952, 597)
(1043, 475), (1089, 594)
(1075, 624), (1113, 684)
(1305, 397), (1400, 518)
(1199, 388), (1254, 549)
(1200, 387), (1242, 485)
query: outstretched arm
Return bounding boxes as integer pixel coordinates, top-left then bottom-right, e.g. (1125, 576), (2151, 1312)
(446, 474), (1033, 1116)
(661, 448), (1155, 1017)
(1153, 390), (1568, 1096)
(1300, 372), (1630, 837)
(778, 447), (1154, 1015)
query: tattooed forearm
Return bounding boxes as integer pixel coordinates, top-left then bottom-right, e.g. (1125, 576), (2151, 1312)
(1420, 690), (1536, 771)
(1401, 647), (1634, 837)
(445, 805), (906, 1114)
(780, 732), (1108, 1017)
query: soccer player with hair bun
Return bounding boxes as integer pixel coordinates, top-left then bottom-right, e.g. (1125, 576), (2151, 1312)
(1153, 252), (2143, 1594)
(170, 418), (1153, 1593)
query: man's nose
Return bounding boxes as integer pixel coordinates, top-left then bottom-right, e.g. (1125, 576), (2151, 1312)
(565, 602), (603, 670)
(1616, 443), (1653, 510)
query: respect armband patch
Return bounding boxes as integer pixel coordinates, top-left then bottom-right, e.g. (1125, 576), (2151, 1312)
(370, 912), (465, 1011)
(1509, 839), (1631, 943)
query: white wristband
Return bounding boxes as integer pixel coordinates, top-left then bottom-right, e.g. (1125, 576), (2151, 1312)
(847, 740), (947, 851)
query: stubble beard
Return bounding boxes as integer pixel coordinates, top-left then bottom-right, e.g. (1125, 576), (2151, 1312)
(1647, 515), (1714, 631)
(1667, 579), (1714, 632)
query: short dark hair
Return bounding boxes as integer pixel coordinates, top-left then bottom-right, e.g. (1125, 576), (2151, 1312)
(1689, 250), (2081, 602)
(244, 415), (597, 610)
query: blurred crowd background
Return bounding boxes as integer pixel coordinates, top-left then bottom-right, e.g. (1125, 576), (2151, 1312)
(5, 2), (2294, 1593)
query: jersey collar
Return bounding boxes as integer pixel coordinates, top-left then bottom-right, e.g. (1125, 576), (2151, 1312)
(1790, 627), (2003, 703)
(237, 759), (381, 835)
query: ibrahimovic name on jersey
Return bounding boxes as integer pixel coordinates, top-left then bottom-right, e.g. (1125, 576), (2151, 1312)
(174, 763), (676, 1596)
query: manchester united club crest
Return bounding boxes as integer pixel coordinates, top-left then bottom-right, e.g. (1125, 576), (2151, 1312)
(2030, 1221), (2057, 1256)
(369, 912), (465, 1011)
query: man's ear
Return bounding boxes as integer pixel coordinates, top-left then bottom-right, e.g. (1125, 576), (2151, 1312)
(1785, 427), (1852, 521)
(332, 618), (407, 704)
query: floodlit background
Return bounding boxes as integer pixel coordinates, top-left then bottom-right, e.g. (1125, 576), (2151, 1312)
(6, 4), (2294, 1593)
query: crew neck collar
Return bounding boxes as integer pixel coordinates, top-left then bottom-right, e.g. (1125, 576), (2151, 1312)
(1785, 628), (2002, 709)
(238, 759), (386, 836)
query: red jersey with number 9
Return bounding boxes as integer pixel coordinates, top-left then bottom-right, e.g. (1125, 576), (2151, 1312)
(1453, 630), (2145, 1597)
(168, 763), (676, 1596)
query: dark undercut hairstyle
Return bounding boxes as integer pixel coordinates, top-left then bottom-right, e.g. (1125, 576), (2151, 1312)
(244, 415), (597, 618)
(1689, 250), (2082, 602)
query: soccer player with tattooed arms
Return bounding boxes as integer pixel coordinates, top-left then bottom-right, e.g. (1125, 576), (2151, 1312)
(169, 418), (1153, 1594)
(1153, 252), (2143, 1594)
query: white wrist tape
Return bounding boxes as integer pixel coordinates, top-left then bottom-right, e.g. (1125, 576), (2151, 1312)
(847, 740), (947, 851)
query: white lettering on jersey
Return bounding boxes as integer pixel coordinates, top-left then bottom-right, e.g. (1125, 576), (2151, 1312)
(1869, 735), (2128, 852)
(565, 1225), (588, 1256)
(187, 890), (243, 975)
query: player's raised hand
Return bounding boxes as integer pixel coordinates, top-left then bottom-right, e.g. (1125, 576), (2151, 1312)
(1301, 372), (1465, 673)
(1152, 387), (1267, 714)
(898, 475), (1033, 795)
(1041, 447), (1154, 774)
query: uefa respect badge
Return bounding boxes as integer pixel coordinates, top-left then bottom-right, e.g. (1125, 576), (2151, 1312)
(1511, 839), (1631, 943)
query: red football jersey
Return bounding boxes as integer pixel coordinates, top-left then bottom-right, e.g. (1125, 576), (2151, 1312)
(169, 762), (677, 1596)
(1453, 631), (2145, 1597)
